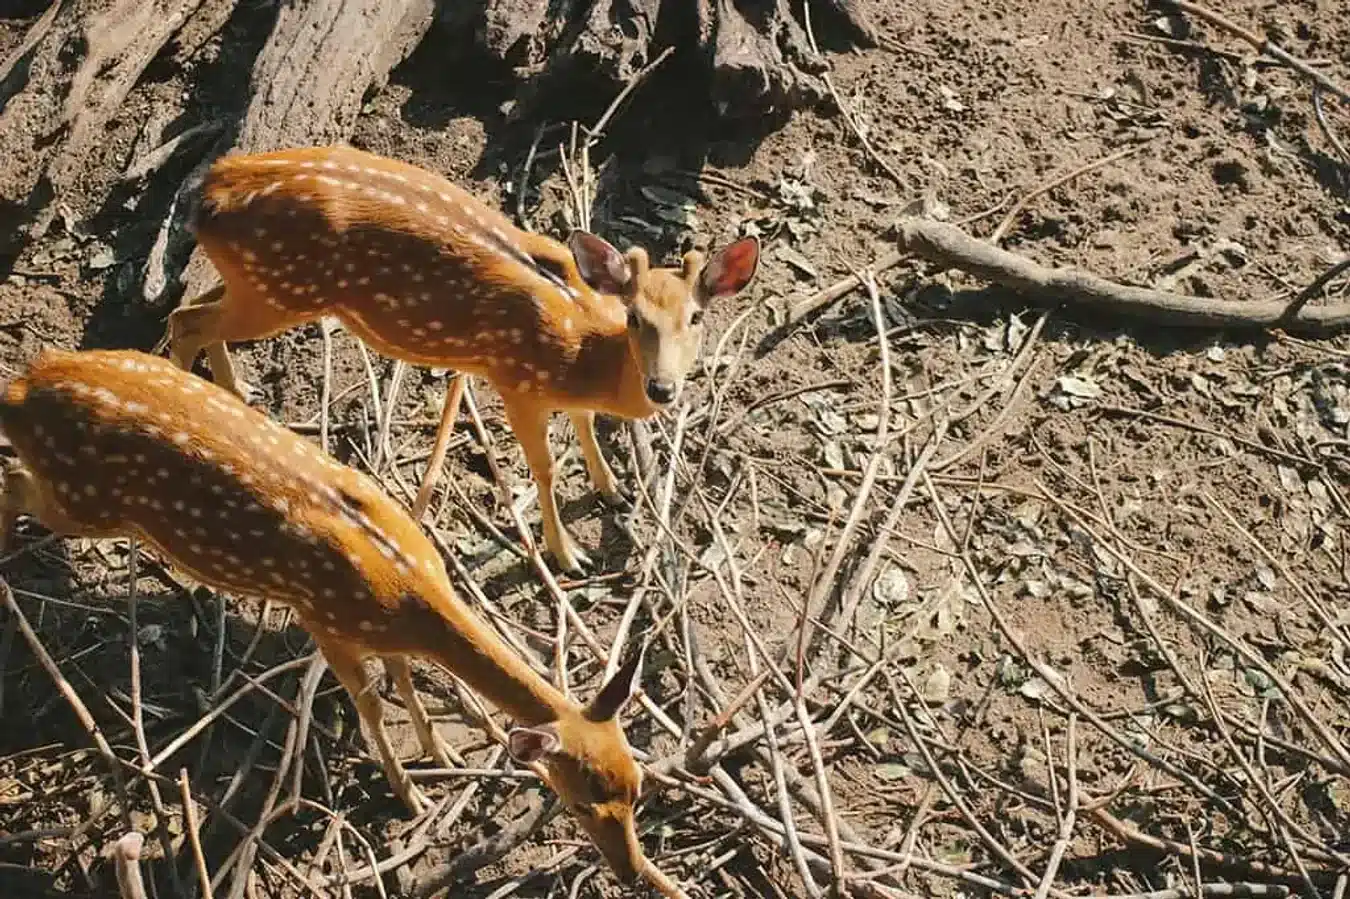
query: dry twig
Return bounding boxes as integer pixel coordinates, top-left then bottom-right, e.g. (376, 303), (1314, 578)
(1032, 714), (1078, 899)
(125, 541), (186, 897)
(2, 577), (134, 829)
(1313, 87), (1350, 167)
(894, 216), (1350, 332)
(179, 767), (215, 899)
(1167, 1), (1350, 103)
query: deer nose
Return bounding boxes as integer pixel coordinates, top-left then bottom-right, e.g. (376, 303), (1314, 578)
(645, 379), (676, 405)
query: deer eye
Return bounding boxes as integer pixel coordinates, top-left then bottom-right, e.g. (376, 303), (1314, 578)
(689, 308), (704, 327)
(626, 307), (640, 330)
(582, 769), (612, 803)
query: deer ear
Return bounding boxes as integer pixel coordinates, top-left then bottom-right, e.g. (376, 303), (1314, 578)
(507, 723), (561, 763)
(698, 237), (760, 301)
(569, 231), (633, 295)
(585, 643), (647, 722)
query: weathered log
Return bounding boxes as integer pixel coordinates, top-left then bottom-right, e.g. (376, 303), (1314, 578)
(571, 0), (664, 83)
(812, 0), (878, 48)
(479, 0), (571, 70)
(441, 0), (876, 125)
(699, 0), (825, 120)
(34, 0), (211, 235)
(233, 0), (433, 151)
(892, 216), (1350, 335)
(0, 0), (82, 227)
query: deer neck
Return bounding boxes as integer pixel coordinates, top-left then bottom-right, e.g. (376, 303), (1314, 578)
(566, 321), (655, 420)
(418, 586), (574, 726)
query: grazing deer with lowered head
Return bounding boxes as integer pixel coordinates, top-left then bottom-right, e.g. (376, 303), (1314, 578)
(0, 348), (687, 894)
(166, 145), (759, 574)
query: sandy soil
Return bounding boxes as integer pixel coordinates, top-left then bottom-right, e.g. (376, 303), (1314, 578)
(1, 1), (1347, 897)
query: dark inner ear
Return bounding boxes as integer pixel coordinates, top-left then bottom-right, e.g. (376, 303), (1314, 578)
(700, 237), (760, 299)
(508, 723), (561, 763)
(568, 231), (631, 295)
(585, 644), (646, 722)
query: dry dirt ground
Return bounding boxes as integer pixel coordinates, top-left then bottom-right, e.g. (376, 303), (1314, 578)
(1, 1), (1349, 898)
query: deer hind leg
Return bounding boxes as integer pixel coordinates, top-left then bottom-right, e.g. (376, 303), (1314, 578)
(167, 284), (244, 395)
(411, 374), (468, 519)
(319, 640), (428, 815)
(383, 655), (456, 768)
(568, 411), (630, 510)
(168, 282), (302, 402)
(500, 392), (591, 575)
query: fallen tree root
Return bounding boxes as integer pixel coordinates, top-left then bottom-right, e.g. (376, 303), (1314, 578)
(497, 0), (663, 124)
(698, 0), (826, 119)
(893, 216), (1350, 335)
(572, 0), (664, 84)
(445, 0), (874, 125)
(477, 0), (574, 70)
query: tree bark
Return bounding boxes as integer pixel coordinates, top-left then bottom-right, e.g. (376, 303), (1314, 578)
(443, 0), (877, 124)
(234, 0), (434, 151)
(168, 0), (436, 303)
(699, 0), (826, 120)
(2, 0), (873, 297)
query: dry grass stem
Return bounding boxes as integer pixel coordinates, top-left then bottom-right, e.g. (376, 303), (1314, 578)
(6, 7), (1350, 895)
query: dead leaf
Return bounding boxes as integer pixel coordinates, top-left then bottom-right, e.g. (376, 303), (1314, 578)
(775, 244), (818, 279)
(1057, 376), (1101, 397)
(1005, 314), (1030, 352)
(938, 85), (966, 112)
(616, 215), (664, 238)
(1277, 465), (1303, 494)
(1049, 375), (1102, 410)
(872, 566), (910, 607)
(922, 664), (952, 703)
(1019, 677), (1051, 700)
(137, 624), (166, 651)
(88, 245), (116, 270)
(652, 206), (698, 227)
(874, 763), (911, 782)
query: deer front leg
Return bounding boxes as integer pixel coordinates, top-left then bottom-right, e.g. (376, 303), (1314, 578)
(568, 411), (630, 510)
(411, 374), (468, 519)
(320, 641), (428, 815)
(384, 655), (456, 768)
(501, 393), (592, 575)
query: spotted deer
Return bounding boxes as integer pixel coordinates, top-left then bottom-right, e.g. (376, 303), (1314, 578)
(166, 145), (760, 574)
(0, 348), (687, 894)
